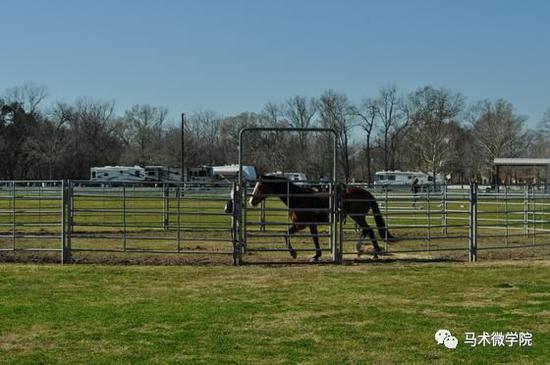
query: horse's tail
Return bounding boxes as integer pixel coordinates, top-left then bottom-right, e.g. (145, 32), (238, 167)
(368, 191), (395, 241)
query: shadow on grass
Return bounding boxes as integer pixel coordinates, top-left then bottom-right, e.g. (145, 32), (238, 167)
(347, 256), (464, 265)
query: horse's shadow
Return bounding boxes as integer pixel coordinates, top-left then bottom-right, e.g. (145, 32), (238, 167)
(345, 255), (463, 265)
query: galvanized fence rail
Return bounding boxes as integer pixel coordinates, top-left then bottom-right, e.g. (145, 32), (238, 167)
(2, 181), (550, 264)
(0, 181), (64, 257)
(70, 180), (235, 258)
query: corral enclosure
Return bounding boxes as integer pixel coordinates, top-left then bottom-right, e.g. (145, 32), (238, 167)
(1, 180), (550, 264)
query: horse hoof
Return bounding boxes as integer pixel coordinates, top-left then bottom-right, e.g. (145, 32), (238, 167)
(309, 256), (320, 262)
(373, 253), (378, 259)
(289, 249), (298, 259)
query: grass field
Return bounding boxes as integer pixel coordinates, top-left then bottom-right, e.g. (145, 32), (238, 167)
(1, 260), (549, 364)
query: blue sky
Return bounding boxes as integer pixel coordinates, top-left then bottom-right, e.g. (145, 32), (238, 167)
(1, 0), (549, 126)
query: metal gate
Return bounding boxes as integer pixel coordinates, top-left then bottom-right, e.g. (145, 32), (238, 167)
(232, 127), (340, 264)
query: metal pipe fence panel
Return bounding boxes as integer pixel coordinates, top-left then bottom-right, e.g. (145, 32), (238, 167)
(2, 180), (550, 264)
(341, 184), (471, 260)
(0, 181), (64, 257)
(69, 181), (235, 258)
(475, 186), (550, 259)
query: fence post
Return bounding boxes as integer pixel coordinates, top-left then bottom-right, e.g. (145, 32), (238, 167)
(523, 185), (529, 236)
(11, 182), (16, 252)
(232, 182), (243, 265)
(163, 183), (169, 230)
(332, 183), (343, 264)
(241, 181), (248, 258)
(176, 185), (181, 252)
(259, 200), (266, 232)
(38, 184), (42, 224)
(427, 187), (431, 251)
(122, 184), (127, 251)
(61, 179), (72, 264)
(441, 184), (448, 235)
(67, 181), (73, 257)
(468, 183), (478, 262)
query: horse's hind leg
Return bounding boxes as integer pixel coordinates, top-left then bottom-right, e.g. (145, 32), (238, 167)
(285, 224), (304, 259)
(352, 216), (381, 258)
(309, 225), (322, 261)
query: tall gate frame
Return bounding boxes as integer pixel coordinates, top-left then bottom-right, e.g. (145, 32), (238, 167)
(232, 127), (339, 265)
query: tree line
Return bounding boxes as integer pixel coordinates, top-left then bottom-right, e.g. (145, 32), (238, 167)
(1, 84), (549, 183)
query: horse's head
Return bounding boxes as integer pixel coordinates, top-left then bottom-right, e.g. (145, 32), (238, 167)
(249, 175), (288, 206)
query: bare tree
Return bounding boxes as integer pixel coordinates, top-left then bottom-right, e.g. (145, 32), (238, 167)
(258, 102), (295, 172)
(539, 108), (550, 136)
(65, 98), (123, 178)
(469, 99), (529, 181)
(375, 85), (406, 171)
(185, 109), (224, 165)
(120, 104), (168, 165)
(25, 103), (71, 179)
(218, 112), (262, 168)
(318, 90), (356, 181)
(354, 98), (377, 183)
(283, 96), (317, 146)
(5, 84), (48, 116)
(531, 108), (550, 157)
(407, 86), (465, 186)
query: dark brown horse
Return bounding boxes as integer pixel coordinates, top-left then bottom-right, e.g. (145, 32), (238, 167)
(249, 176), (394, 260)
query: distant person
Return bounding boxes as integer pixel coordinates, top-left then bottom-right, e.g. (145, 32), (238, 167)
(411, 178), (420, 207)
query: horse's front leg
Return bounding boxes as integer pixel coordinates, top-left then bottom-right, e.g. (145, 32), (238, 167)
(309, 225), (322, 262)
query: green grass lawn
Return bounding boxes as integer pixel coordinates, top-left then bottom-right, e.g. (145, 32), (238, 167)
(1, 260), (549, 364)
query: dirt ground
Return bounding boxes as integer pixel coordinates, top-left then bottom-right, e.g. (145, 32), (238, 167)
(2, 243), (550, 266)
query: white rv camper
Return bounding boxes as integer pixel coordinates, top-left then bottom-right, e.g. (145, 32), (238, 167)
(267, 171), (308, 185)
(145, 166), (182, 183)
(90, 166), (146, 183)
(211, 165), (257, 182)
(374, 170), (444, 186)
(185, 166), (215, 184)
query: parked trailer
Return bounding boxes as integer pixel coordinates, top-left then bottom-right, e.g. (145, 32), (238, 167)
(212, 164), (257, 182)
(374, 170), (444, 186)
(185, 166), (215, 184)
(145, 166), (182, 183)
(90, 166), (146, 183)
(267, 171), (308, 185)
(92, 165), (204, 184)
